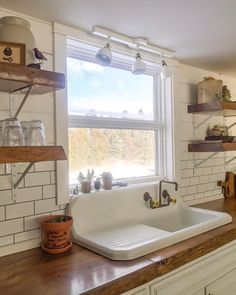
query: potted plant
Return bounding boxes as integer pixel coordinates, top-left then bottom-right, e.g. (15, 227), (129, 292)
(40, 215), (73, 254)
(94, 177), (102, 190)
(101, 171), (113, 190)
(78, 169), (94, 193)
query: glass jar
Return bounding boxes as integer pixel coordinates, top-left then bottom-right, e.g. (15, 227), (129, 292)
(3, 125), (24, 146)
(27, 120), (46, 146)
(0, 16), (36, 65)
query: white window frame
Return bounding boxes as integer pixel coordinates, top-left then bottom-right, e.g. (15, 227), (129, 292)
(67, 41), (165, 185)
(53, 23), (175, 204)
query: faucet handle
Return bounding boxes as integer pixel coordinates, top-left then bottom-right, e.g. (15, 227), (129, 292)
(170, 197), (177, 204)
(143, 192), (151, 201)
(150, 199), (159, 208)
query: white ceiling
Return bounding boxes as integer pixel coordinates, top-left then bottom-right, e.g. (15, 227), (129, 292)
(0, 0), (236, 76)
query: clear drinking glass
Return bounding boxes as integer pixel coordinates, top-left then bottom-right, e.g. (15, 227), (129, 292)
(21, 121), (31, 145)
(28, 120), (45, 146)
(3, 125), (25, 146)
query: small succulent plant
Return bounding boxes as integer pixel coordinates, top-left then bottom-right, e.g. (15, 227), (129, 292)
(77, 169), (95, 183)
(101, 171), (113, 179)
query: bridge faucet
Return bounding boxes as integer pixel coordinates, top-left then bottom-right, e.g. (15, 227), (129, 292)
(159, 180), (178, 207)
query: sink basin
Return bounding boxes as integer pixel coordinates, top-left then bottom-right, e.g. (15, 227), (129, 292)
(68, 184), (232, 260)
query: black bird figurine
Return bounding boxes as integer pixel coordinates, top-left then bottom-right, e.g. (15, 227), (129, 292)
(33, 48), (47, 64)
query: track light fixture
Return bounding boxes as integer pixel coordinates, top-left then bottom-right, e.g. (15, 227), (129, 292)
(95, 41), (112, 66)
(160, 59), (171, 79)
(132, 52), (146, 75)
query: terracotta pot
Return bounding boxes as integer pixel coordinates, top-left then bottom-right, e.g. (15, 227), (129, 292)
(80, 180), (91, 193)
(41, 215), (73, 254)
(103, 177), (113, 190)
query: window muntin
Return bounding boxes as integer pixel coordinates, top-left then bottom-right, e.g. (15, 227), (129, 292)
(67, 57), (154, 120)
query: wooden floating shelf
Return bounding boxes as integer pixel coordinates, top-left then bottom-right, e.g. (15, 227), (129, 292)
(0, 146), (67, 163)
(0, 63), (65, 94)
(188, 142), (236, 152)
(188, 101), (236, 116)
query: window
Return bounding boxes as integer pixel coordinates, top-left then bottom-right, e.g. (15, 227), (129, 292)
(67, 43), (165, 185)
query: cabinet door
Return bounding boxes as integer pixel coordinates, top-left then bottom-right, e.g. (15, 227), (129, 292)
(205, 268), (236, 295)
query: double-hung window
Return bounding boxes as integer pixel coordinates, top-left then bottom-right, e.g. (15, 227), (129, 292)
(67, 40), (166, 186)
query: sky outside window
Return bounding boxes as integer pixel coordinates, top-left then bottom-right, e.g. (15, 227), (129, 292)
(67, 57), (154, 120)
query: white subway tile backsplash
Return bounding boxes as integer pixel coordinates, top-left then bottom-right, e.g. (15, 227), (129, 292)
(194, 168), (203, 176)
(43, 185), (56, 199)
(0, 235), (14, 247)
(187, 186), (197, 195)
(182, 169), (194, 178)
(185, 161), (194, 169)
(0, 190), (13, 205)
(179, 187), (187, 196)
(35, 198), (59, 214)
(199, 175), (209, 184)
(51, 209), (65, 216)
(214, 158), (225, 166)
(50, 172), (56, 184)
(0, 164), (5, 175)
(24, 213), (48, 230)
(189, 177), (199, 186)
(16, 187), (42, 203)
(24, 172), (51, 187)
(203, 167), (212, 175)
(0, 207), (4, 221)
(197, 184), (207, 193)
(34, 161), (56, 172)
(179, 178), (190, 187)
(206, 182), (216, 191)
(183, 195), (194, 202)
(0, 219), (23, 237)
(0, 175), (12, 190)
(15, 229), (41, 243)
(6, 203), (34, 219)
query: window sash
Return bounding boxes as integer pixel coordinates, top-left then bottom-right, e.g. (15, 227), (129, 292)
(67, 44), (164, 182)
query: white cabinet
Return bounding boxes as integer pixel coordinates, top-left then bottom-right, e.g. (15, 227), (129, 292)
(205, 268), (236, 295)
(121, 241), (236, 295)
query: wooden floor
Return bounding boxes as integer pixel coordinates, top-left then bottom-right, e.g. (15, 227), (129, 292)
(0, 198), (236, 295)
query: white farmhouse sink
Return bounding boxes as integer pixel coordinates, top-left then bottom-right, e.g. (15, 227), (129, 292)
(68, 184), (232, 260)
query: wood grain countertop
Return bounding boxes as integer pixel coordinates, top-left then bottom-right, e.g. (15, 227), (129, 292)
(1, 198), (236, 295)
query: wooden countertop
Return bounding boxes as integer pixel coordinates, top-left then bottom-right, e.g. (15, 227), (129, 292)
(1, 198), (236, 295)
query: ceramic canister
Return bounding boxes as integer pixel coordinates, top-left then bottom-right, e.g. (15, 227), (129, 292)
(0, 16), (36, 65)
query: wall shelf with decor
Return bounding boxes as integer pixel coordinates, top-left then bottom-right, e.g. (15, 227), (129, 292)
(0, 146), (67, 189)
(188, 142), (236, 152)
(0, 63), (66, 197)
(188, 101), (236, 117)
(187, 101), (236, 167)
(0, 63), (65, 93)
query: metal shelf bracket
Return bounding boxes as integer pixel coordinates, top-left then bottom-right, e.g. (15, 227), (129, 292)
(12, 162), (34, 200)
(194, 152), (217, 168)
(193, 112), (219, 130)
(13, 85), (33, 118)
(225, 156), (236, 165)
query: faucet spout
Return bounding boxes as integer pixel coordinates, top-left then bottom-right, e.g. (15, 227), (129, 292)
(159, 180), (178, 207)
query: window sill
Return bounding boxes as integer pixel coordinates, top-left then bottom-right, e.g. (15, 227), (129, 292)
(70, 176), (160, 197)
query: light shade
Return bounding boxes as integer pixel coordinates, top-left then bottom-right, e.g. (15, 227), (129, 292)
(95, 43), (112, 66)
(160, 60), (171, 79)
(132, 53), (146, 75)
